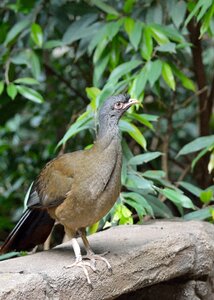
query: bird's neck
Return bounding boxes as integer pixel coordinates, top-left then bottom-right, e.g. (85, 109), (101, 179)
(96, 117), (121, 149)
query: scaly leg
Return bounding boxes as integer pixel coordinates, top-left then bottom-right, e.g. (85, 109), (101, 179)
(79, 228), (112, 270)
(64, 238), (96, 285)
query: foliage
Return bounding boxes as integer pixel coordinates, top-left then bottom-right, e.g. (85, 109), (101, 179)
(0, 0), (214, 245)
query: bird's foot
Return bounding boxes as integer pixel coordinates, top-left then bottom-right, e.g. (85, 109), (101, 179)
(83, 251), (112, 271)
(64, 256), (96, 285)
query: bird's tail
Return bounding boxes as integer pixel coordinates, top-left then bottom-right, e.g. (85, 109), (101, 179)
(0, 208), (55, 254)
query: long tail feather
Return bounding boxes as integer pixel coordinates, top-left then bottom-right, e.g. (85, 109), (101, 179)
(0, 208), (55, 254)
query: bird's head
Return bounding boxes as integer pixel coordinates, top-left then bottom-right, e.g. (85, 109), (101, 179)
(99, 94), (139, 124)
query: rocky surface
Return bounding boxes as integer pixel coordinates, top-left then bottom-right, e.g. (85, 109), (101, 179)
(0, 220), (214, 300)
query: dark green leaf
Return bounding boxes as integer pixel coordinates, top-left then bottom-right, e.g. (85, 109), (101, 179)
(147, 60), (162, 87)
(178, 181), (202, 197)
(131, 21), (143, 50)
(108, 60), (142, 83)
(191, 146), (210, 170)
(57, 111), (94, 146)
(14, 77), (39, 85)
(6, 83), (17, 100)
(91, 0), (119, 16)
(0, 80), (4, 95)
(43, 40), (63, 49)
(162, 62), (175, 90)
(0, 252), (21, 261)
(156, 42), (176, 53)
(130, 67), (147, 98)
(28, 50), (41, 80)
(183, 206), (213, 221)
(119, 119), (147, 149)
(160, 188), (195, 209)
(149, 25), (169, 45)
(127, 113), (154, 130)
(31, 23), (43, 47)
(17, 85), (44, 103)
(122, 192), (154, 216)
(125, 173), (154, 191)
(63, 14), (98, 44)
(178, 136), (214, 156)
(146, 195), (173, 218)
(4, 19), (31, 46)
(129, 152), (162, 165)
(171, 1), (186, 28)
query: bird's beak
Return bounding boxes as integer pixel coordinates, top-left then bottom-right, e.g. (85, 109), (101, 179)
(122, 98), (140, 109)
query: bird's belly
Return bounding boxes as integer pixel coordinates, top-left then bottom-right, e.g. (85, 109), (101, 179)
(52, 188), (119, 230)
(50, 171), (121, 230)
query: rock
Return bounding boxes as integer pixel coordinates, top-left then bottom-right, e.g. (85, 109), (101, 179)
(0, 220), (214, 300)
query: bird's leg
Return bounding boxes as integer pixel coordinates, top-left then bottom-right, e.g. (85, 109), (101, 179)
(79, 228), (112, 271)
(64, 237), (96, 285)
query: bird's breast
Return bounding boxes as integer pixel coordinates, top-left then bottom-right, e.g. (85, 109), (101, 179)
(53, 140), (122, 230)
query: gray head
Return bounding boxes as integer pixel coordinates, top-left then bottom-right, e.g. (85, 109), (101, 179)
(98, 94), (139, 138)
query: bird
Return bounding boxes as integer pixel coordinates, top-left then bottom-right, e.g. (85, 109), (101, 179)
(0, 94), (139, 284)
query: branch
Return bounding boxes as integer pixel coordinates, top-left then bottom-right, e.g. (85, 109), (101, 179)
(44, 63), (89, 104)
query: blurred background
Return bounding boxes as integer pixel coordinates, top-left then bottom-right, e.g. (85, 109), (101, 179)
(0, 0), (213, 252)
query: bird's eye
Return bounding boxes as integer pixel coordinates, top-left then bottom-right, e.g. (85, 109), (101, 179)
(114, 102), (123, 110)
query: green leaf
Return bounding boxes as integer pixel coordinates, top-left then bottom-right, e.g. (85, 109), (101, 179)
(17, 85), (44, 103)
(63, 14), (98, 44)
(43, 40), (63, 49)
(0, 252), (21, 261)
(142, 26), (153, 61)
(178, 135), (214, 156)
(86, 87), (101, 110)
(125, 18), (142, 50)
(160, 188), (195, 210)
(171, 0), (186, 28)
(149, 25), (169, 45)
(28, 50), (41, 80)
(185, 0), (212, 26)
(57, 110), (94, 147)
(119, 119), (147, 149)
(130, 67), (147, 99)
(129, 152), (162, 165)
(93, 54), (110, 87)
(6, 83), (17, 100)
(123, 0), (136, 13)
(122, 192), (154, 217)
(108, 60), (141, 83)
(172, 66), (196, 91)
(124, 17), (135, 36)
(142, 170), (165, 180)
(200, 190), (213, 204)
(125, 173), (153, 191)
(178, 181), (202, 197)
(127, 113), (154, 130)
(4, 18), (31, 46)
(91, 0), (119, 16)
(0, 81), (4, 95)
(147, 60), (162, 87)
(162, 62), (175, 90)
(106, 20), (122, 41)
(146, 195), (173, 218)
(14, 77), (39, 85)
(156, 42), (176, 53)
(31, 23), (43, 47)
(191, 146), (210, 170)
(183, 206), (213, 221)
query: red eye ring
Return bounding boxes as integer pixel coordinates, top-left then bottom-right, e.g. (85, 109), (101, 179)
(114, 102), (123, 109)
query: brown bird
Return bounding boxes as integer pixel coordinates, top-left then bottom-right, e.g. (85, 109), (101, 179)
(0, 94), (139, 284)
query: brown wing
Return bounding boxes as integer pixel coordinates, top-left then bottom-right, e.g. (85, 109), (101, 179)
(27, 153), (77, 208)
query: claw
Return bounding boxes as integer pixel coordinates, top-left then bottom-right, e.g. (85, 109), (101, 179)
(64, 259), (95, 285)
